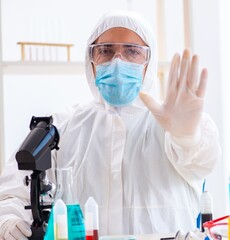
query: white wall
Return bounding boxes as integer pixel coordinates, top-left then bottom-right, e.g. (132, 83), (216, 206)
(0, 0), (4, 172)
(3, 74), (93, 160)
(1, 0), (157, 62)
(219, 0), (230, 186)
(191, 0), (229, 218)
(193, 0), (230, 217)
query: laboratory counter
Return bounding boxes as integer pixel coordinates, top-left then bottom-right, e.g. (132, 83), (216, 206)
(99, 234), (177, 240)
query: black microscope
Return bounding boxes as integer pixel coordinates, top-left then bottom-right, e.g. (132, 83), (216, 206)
(15, 116), (59, 240)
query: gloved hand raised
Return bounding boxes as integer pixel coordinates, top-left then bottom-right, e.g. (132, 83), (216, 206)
(140, 49), (207, 138)
(1, 218), (32, 240)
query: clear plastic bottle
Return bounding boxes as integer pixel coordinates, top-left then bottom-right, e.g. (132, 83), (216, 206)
(85, 197), (99, 240)
(55, 167), (86, 240)
(53, 199), (68, 240)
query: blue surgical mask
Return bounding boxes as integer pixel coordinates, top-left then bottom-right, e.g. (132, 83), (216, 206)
(95, 58), (144, 107)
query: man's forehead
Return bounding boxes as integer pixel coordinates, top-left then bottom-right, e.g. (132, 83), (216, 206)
(95, 27), (146, 46)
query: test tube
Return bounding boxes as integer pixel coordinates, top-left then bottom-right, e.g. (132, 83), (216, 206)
(85, 197), (99, 240)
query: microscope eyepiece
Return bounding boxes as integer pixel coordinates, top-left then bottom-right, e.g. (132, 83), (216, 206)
(16, 116), (59, 171)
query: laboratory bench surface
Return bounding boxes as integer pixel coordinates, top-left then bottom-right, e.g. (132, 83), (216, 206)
(99, 234), (175, 240)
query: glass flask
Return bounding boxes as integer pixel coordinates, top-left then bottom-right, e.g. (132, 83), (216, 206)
(45, 167), (85, 240)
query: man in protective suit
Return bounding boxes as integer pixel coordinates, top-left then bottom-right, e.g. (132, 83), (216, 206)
(0, 10), (221, 239)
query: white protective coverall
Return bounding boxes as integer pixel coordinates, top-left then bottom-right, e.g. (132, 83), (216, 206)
(0, 10), (221, 236)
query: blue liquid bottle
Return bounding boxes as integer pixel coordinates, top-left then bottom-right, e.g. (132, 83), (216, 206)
(58, 167), (85, 240)
(67, 203), (85, 240)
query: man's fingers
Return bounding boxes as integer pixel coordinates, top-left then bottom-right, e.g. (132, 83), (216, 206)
(188, 54), (199, 91)
(167, 53), (180, 92)
(178, 49), (190, 91)
(197, 68), (208, 98)
(139, 91), (161, 115)
(5, 234), (16, 240)
(16, 221), (32, 237)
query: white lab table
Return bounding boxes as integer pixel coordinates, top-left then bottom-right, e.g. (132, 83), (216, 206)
(100, 234), (175, 240)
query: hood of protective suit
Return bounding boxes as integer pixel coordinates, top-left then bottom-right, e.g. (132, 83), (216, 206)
(85, 10), (158, 110)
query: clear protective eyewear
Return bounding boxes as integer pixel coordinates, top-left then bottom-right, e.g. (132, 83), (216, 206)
(89, 43), (150, 65)
(203, 215), (229, 240)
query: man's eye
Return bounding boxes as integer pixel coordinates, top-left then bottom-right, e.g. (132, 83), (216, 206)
(98, 48), (113, 55)
(126, 48), (142, 57)
(129, 49), (139, 55)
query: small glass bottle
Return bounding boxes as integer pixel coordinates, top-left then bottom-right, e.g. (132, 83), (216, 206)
(200, 191), (213, 232)
(55, 167), (86, 240)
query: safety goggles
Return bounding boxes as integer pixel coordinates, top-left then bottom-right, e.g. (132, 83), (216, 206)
(89, 43), (150, 65)
(203, 215), (229, 240)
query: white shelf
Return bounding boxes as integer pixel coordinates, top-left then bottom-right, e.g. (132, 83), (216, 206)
(2, 61), (85, 75)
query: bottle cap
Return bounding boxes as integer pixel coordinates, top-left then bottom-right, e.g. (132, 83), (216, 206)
(200, 191), (213, 214)
(85, 197), (99, 230)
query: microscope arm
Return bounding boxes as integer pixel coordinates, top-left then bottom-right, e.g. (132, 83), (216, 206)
(30, 170), (43, 225)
